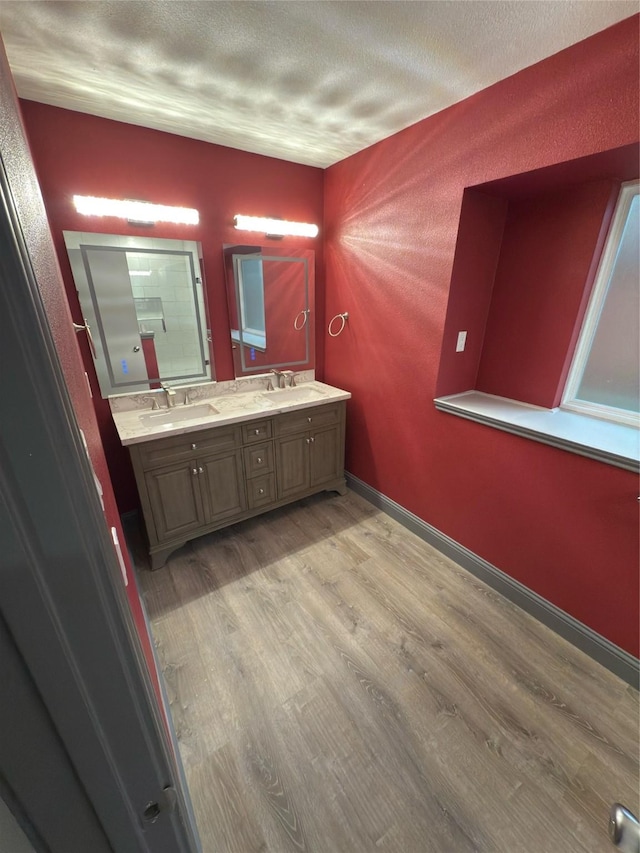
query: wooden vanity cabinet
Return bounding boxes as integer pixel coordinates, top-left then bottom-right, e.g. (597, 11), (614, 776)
(129, 401), (346, 569)
(275, 403), (344, 500)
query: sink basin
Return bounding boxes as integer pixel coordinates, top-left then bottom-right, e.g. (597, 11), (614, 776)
(139, 403), (219, 427)
(261, 386), (324, 404)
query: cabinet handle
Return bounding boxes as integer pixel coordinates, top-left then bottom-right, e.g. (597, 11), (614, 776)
(307, 417), (312, 423)
(192, 468), (198, 476)
(310, 436), (315, 443)
(257, 457), (262, 463)
(191, 443), (197, 450)
(198, 466), (204, 474)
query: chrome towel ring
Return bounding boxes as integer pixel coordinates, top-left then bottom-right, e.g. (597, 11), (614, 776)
(328, 312), (349, 337)
(73, 318), (97, 359)
(294, 309), (310, 330)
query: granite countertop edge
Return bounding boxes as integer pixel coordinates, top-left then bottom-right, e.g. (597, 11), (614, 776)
(111, 381), (351, 447)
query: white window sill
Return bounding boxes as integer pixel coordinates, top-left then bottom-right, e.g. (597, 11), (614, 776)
(434, 391), (639, 472)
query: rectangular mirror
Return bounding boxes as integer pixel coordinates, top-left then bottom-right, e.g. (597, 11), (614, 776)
(223, 244), (315, 376)
(63, 232), (213, 397)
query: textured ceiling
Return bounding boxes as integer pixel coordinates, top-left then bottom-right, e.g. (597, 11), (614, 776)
(0, 1), (637, 168)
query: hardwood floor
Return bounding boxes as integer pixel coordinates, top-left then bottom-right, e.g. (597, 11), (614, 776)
(136, 490), (639, 852)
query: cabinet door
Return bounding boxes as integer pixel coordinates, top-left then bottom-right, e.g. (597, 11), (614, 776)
(199, 450), (247, 524)
(275, 433), (309, 499)
(145, 462), (205, 542)
(310, 424), (342, 487)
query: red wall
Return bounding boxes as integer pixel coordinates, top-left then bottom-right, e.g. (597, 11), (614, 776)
(20, 101), (324, 512)
(437, 190), (507, 397)
(324, 17), (639, 655)
(476, 179), (618, 407)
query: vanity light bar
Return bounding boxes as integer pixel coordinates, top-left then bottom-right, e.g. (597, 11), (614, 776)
(234, 214), (318, 238)
(73, 196), (199, 225)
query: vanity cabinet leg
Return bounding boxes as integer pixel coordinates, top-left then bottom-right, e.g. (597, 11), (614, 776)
(331, 478), (348, 496)
(150, 543), (184, 571)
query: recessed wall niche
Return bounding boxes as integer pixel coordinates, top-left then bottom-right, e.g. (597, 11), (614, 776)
(436, 142), (639, 408)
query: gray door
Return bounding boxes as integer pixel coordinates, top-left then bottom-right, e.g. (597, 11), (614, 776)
(0, 131), (202, 853)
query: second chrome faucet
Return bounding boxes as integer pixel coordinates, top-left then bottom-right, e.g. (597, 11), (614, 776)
(269, 369), (296, 389)
(160, 382), (177, 408)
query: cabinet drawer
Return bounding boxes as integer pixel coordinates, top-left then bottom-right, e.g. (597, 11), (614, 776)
(274, 403), (341, 437)
(242, 420), (272, 444)
(247, 472), (276, 509)
(137, 425), (241, 470)
(243, 443), (274, 478)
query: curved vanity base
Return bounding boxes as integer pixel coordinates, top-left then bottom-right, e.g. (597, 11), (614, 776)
(150, 543), (186, 571)
(147, 475), (349, 570)
(334, 479), (348, 497)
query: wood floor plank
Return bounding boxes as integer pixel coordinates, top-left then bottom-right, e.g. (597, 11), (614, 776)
(185, 744), (267, 853)
(342, 517), (638, 765)
(133, 490), (639, 853)
(297, 556), (600, 850)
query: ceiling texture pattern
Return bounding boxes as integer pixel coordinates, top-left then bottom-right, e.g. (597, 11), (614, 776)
(0, 1), (637, 167)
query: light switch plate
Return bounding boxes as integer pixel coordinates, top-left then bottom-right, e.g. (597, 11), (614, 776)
(456, 331), (467, 352)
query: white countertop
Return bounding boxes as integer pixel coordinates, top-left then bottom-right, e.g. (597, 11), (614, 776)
(111, 380), (351, 446)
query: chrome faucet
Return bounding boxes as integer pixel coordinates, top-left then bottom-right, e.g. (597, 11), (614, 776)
(270, 369), (286, 389)
(282, 371), (296, 387)
(161, 382), (176, 408)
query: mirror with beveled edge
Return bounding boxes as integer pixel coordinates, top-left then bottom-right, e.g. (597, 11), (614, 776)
(223, 244), (315, 377)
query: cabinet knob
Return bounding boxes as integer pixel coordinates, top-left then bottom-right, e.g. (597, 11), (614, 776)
(198, 466), (204, 474)
(254, 429), (260, 435)
(258, 488), (265, 495)
(192, 468), (198, 476)
(310, 436), (315, 443)
(191, 443), (197, 450)
(257, 457), (262, 463)
(306, 438), (310, 444)
(307, 417), (312, 423)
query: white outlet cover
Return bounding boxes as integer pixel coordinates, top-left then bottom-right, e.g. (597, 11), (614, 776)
(456, 331), (467, 352)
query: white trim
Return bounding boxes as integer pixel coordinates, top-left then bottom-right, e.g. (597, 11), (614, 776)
(561, 397), (639, 428)
(562, 180), (639, 423)
(434, 390), (639, 471)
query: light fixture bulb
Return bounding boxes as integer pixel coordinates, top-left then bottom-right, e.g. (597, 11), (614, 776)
(73, 196), (199, 225)
(234, 214), (318, 238)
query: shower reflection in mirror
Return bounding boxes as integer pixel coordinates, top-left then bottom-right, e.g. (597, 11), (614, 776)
(63, 232), (213, 398)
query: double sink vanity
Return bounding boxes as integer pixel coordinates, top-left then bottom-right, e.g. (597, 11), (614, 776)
(110, 375), (350, 568)
(61, 229), (349, 568)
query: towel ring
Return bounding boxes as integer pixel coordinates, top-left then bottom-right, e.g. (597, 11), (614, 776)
(328, 312), (349, 337)
(73, 318), (97, 359)
(294, 309), (310, 331)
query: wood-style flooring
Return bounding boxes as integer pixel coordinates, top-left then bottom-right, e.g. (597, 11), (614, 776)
(136, 490), (639, 853)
